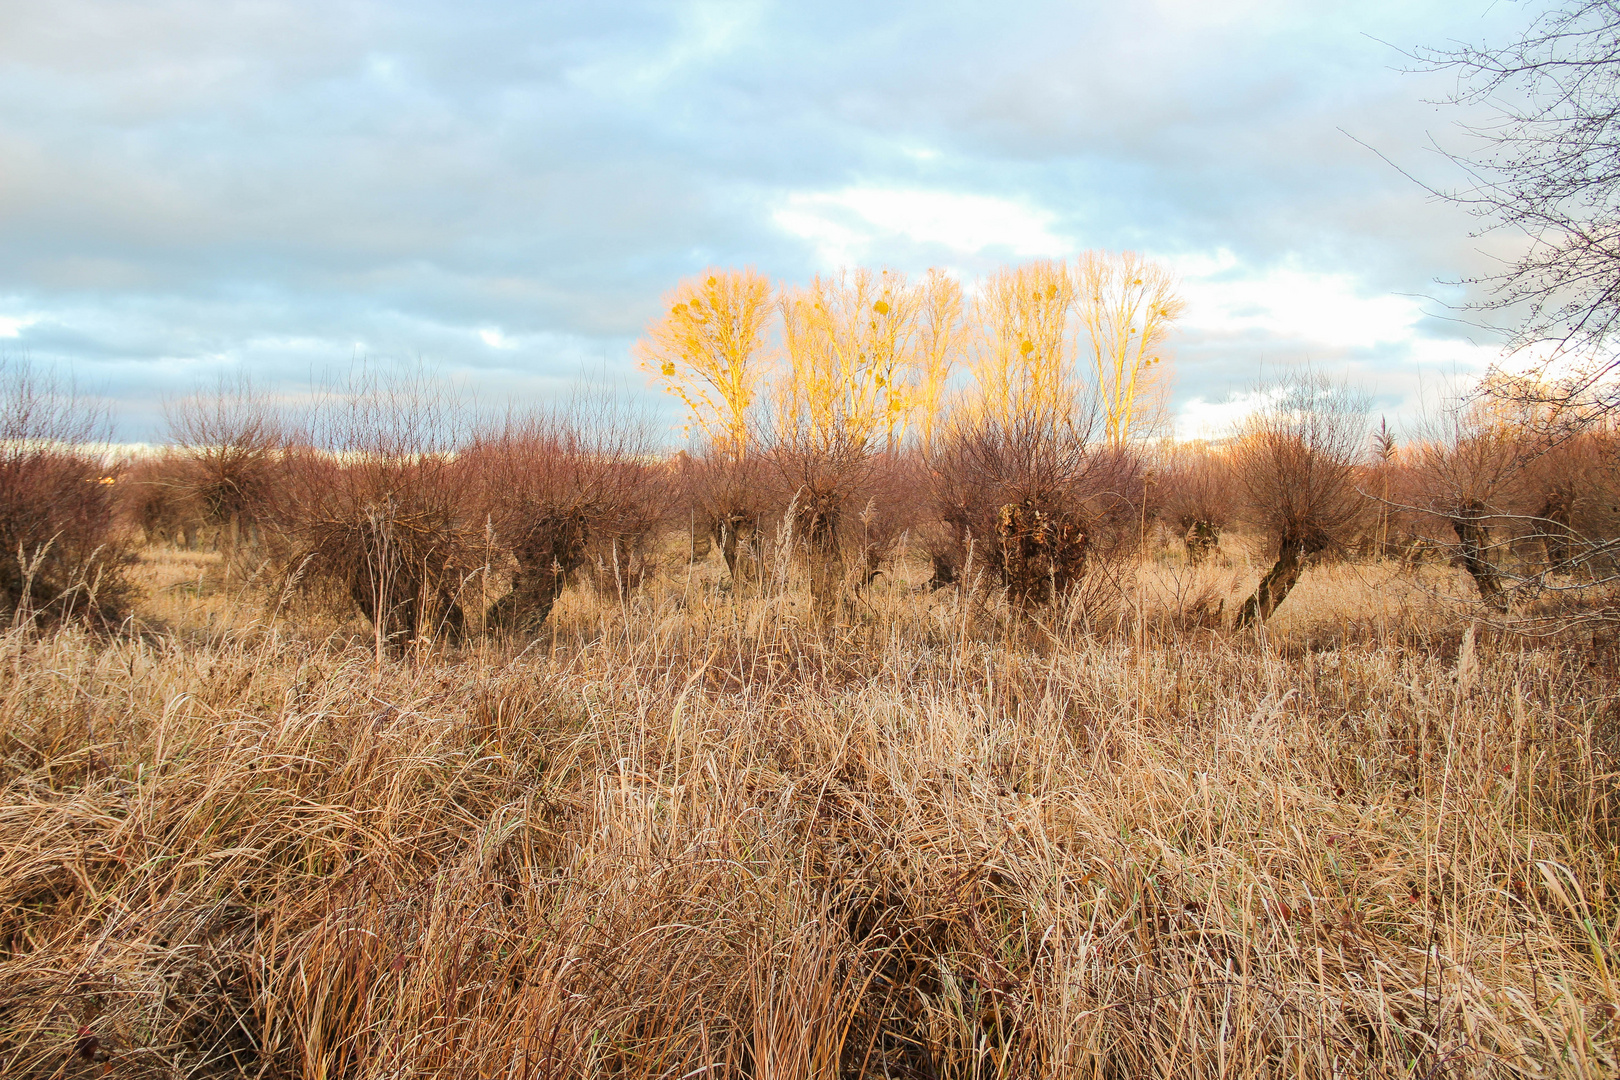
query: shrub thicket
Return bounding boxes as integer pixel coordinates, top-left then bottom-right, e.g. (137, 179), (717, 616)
(0, 362), (132, 626)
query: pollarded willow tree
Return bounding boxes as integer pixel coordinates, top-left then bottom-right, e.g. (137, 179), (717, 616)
(0, 359), (132, 626)
(1411, 398), (1534, 613)
(1234, 377), (1371, 628)
(464, 405), (669, 637)
(1159, 442), (1235, 565)
(933, 257), (1170, 613)
(162, 374), (281, 571)
(268, 368), (475, 658)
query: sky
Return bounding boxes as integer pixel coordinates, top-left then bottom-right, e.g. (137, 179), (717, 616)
(0, 0), (1541, 441)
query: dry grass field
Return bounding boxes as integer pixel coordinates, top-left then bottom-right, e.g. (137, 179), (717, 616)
(3, 539), (1618, 1080)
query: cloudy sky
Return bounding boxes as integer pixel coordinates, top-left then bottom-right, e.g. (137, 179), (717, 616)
(0, 0), (1536, 440)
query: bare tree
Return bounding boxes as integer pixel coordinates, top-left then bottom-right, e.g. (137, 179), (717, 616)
(266, 368), (474, 658)
(1405, 0), (1620, 617)
(163, 375), (281, 568)
(1421, 1), (1620, 387)
(1234, 377), (1371, 627)
(1158, 443), (1233, 565)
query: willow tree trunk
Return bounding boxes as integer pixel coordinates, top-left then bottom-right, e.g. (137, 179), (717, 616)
(1184, 520), (1220, 565)
(487, 515), (587, 639)
(1236, 536), (1320, 628)
(715, 511), (758, 588)
(1537, 486), (1575, 574)
(796, 492), (843, 620)
(1452, 502), (1508, 612)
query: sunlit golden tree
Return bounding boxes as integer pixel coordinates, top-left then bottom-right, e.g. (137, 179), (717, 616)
(635, 268), (774, 460)
(777, 267), (927, 452)
(1073, 250), (1184, 446)
(967, 261), (1076, 429)
(912, 268), (963, 455)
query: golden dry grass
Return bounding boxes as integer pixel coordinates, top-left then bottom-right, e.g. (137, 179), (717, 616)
(2, 544), (1618, 1078)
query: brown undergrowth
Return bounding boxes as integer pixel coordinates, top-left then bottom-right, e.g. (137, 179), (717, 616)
(2, 550), (1619, 1078)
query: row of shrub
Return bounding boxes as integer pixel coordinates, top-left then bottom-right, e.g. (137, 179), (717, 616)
(4, 363), (1617, 641)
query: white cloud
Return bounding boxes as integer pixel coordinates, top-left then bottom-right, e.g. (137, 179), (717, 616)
(1175, 387), (1283, 439)
(569, 1), (763, 98)
(773, 186), (1071, 268)
(772, 204), (869, 269)
(1163, 249), (1510, 435)
(478, 327), (515, 349)
(1177, 253), (1422, 350)
(0, 314), (38, 338)
(1403, 335), (1500, 371)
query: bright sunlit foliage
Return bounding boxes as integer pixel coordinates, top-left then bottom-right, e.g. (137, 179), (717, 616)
(912, 269), (962, 455)
(778, 268), (928, 452)
(635, 268), (774, 459)
(1074, 251), (1185, 445)
(638, 256), (1182, 451)
(968, 260), (1076, 428)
